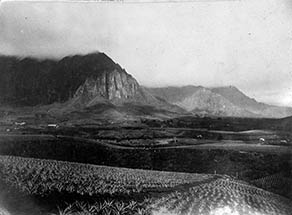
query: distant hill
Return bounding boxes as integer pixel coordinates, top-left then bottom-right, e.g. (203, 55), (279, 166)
(173, 88), (256, 117)
(211, 86), (292, 118)
(147, 86), (292, 118)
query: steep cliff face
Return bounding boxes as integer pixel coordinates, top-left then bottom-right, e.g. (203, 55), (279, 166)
(74, 69), (139, 102)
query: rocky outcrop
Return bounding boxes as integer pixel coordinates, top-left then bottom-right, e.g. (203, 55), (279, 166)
(74, 69), (139, 101)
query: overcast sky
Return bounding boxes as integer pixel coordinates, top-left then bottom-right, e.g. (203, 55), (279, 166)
(0, 0), (292, 106)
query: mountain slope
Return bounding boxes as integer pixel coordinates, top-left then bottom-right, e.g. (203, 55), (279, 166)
(146, 86), (203, 103)
(1, 53), (290, 118)
(147, 86), (292, 118)
(174, 88), (256, 117)
(0, 53), (183, 117)
(210, 86), (261, 109)
(211, 86), (292, 118)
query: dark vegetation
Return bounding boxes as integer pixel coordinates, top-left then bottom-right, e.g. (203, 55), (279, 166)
(142, 116), (292, 132)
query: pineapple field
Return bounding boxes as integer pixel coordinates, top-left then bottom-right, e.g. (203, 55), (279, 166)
(0, 155), (292, 215)
(0, 155), (213, 196)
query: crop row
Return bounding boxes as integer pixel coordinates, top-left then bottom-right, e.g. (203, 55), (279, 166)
(53, 200), (151, 215)
(252, 173), (292, 189)
(0, 155), (212, 196)
(149, 178), (292, 215)
(251, 173), (292, 199)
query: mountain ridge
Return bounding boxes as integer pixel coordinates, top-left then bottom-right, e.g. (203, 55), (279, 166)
(0, 52), (184, 118)
(1, 52), (291, 118)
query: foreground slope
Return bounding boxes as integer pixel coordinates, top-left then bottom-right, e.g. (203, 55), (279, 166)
(150, 178), (292, 215)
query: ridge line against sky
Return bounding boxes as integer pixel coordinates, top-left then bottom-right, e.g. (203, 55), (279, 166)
(0, 0), (292, 106)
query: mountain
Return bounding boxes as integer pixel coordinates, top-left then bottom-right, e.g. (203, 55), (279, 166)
(1, 52), (291, 119)
(0, 52), (183, 117)
(173, 88), (256, 117)
(0, 53), (121, 106)
(147, 86), (292, 118)
(211, 86), (292, 118)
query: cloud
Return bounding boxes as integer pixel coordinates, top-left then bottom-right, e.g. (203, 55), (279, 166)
(0, 2), (111, 57)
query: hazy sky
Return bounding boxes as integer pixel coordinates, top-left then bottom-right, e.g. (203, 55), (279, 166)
(0, 0), (292, 106)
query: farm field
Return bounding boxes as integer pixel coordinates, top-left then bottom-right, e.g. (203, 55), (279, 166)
(0, 155), (214, 215)
(0, 155), (214, 196)
(0, 155), (292, 215)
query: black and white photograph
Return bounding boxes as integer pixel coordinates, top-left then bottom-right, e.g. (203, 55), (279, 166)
(0, 0), (291, 214)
